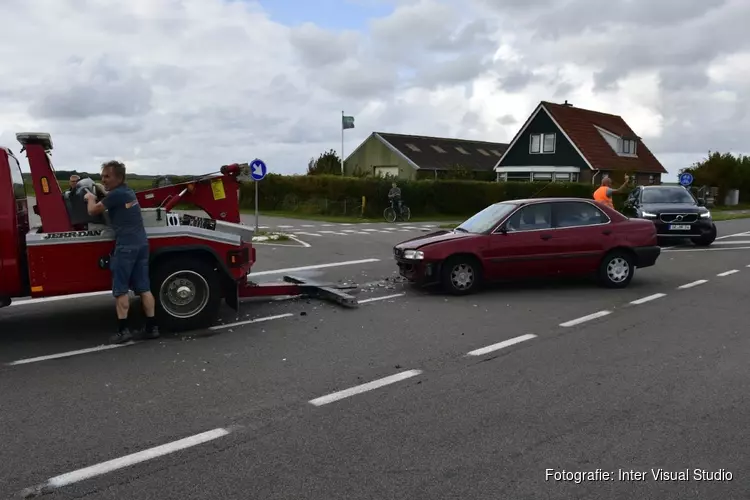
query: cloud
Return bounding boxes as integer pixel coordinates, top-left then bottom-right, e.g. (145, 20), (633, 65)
(0, 0), (747, 181)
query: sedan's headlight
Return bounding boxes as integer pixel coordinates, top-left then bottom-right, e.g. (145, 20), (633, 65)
(403, 250), (424, 260)
(642, 211), (657, 218)
(700, 211), (711, 218)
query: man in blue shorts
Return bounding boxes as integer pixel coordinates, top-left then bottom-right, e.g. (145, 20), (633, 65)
(85, 160), (159, 344)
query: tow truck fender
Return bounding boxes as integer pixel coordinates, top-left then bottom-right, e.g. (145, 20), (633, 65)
(149, 245), (242, 311)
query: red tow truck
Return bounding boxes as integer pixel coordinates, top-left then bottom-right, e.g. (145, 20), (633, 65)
(0, 132), (357, 331)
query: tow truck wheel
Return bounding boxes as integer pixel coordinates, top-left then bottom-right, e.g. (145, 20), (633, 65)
(151, 256), (222, 332)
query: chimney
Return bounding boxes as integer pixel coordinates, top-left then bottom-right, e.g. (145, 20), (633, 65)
(563, 100), (573, 107)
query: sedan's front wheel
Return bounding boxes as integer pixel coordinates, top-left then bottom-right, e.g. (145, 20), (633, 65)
(440, 256), (482, 295)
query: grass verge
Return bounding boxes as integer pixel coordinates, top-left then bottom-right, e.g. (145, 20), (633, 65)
(712, 210), (750, 222)
(252, 230), (291, 242)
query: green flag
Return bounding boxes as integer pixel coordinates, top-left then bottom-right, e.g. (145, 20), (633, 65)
(342, 115), (355, 130)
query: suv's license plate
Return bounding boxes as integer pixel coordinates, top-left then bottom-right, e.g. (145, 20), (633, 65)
(669, 224), (691, 230)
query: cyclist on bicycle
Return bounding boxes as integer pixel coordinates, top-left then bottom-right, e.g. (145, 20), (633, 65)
(388, 182), (402, 217)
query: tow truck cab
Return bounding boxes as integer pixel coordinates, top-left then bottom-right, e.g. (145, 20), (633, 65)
(0, 146), (31, 305)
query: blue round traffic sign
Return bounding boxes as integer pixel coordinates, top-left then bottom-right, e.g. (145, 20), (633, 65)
(679, 172), (693, 186)
(249, 158), (267, 181)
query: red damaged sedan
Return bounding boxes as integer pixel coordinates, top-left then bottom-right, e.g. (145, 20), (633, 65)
(394, 198), (660, 294)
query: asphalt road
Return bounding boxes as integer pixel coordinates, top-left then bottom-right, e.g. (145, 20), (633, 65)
(2, 216), (750, 499)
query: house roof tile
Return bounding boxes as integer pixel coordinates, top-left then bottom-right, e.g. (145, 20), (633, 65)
(542, 101), (668, 174)
(377, 132), (508, 171)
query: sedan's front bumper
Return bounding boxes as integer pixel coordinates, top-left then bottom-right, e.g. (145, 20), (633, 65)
(395, 258), (440, 286)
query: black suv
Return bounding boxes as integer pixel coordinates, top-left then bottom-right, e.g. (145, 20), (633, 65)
(622, 185), (716, 246)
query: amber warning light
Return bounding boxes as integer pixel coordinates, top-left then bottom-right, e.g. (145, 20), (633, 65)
(40, 176), (50, 194)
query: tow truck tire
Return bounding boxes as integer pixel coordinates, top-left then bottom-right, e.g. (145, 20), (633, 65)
(151, 256), (222, 332)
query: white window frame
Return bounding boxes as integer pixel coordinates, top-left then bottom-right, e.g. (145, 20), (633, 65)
(529, 133), (556, 154)
(622, 139), (636, 154)
(431, 145), (446, 153)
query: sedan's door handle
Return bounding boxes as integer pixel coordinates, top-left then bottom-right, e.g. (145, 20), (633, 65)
(602, 230), (612, 235)
(540, 233), (553, 240)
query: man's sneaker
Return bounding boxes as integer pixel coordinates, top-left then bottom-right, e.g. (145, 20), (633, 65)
(109, 329), (133, 344)
(142, 326), (160, 340)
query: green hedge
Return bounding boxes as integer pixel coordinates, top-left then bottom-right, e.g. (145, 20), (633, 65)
(240, 174), (610, 218)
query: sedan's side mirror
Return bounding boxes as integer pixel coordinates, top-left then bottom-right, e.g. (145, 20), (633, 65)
(496, 225), (507, 234)
(697, 199), (705, 206)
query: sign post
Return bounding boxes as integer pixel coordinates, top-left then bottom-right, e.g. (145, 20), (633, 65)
(249, 158), (267, 233)
(679, 172), (693, 187)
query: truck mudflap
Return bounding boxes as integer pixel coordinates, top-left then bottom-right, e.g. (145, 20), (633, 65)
(236, 275), (359, 308)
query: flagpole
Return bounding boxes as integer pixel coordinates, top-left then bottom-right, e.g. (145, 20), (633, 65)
(341, 110), (344, 175)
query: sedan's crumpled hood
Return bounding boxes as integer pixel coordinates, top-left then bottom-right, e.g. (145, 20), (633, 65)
(641, 203), (706, 214)
(394, 230), (476, 249)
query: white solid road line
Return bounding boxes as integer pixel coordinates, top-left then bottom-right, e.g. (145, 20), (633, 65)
(309, 370), (423, 407)
(294, 232), (322, 237)
(358, 293), (405, 304)
(560, 310), (612, 327)
(466, 334), (537, 357)
(11, 259), (381, 306)
(664, 246), (750, 253)
(630, 293), (667, 305)
(6, 342), (138, 366)
(249, 258), (380, 277)
(11, 290), (110, 306)
(713, 240), (750, 245)
(21, 428), (230, 497)
(678, 279), (708, 289)
(717, 269), (740, 276)
(716, 230), (750, 240)
(209, 313), (294, 331)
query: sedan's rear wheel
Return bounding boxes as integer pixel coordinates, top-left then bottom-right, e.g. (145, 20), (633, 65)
(597, 250), (635, 289)
(440, 256), (481, 295)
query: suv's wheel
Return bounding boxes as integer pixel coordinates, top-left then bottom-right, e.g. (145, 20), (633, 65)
(597, 250), (635, 289)
(691, 224), (717, 247)
(440, 256), (482, 295)
(151, 256), (222, 331)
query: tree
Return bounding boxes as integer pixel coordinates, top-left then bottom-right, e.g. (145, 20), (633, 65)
(681, 151), (750, 203)
(307, 149), (342, 175)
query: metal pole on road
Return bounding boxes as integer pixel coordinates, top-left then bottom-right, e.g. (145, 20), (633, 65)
(249, 158), (267, 234)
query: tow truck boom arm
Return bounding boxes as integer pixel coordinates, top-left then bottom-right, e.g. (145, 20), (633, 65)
(135, 164), (247, 224)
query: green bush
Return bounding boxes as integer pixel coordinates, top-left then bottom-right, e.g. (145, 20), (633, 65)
(241, 174), (600, 218)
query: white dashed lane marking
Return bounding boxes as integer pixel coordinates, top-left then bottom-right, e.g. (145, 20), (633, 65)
(717, 269), (740, 277)
(466, 334), (537, 357)
(560, 310), (612, 327)
(677, 280), (708, 289)
(309, 370), (423, 407)
(21, 428), (231, 497)
(629, 293), (667, 305)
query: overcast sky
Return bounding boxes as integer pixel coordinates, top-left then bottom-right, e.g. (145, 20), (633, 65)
(1, 0), (747, 181)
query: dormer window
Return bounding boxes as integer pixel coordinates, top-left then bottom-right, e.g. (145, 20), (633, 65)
(621, 139), (636, 154)
(594, 125), (638, 157)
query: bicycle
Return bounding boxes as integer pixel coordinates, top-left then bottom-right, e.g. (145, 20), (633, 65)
(383, 202), (411, 222)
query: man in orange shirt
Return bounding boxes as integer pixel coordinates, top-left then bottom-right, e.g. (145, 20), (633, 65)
(593, 174), (630, 209)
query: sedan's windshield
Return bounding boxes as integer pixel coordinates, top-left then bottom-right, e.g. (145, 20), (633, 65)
(642, 187), (696, 204)
(456, 202), (518, 233)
